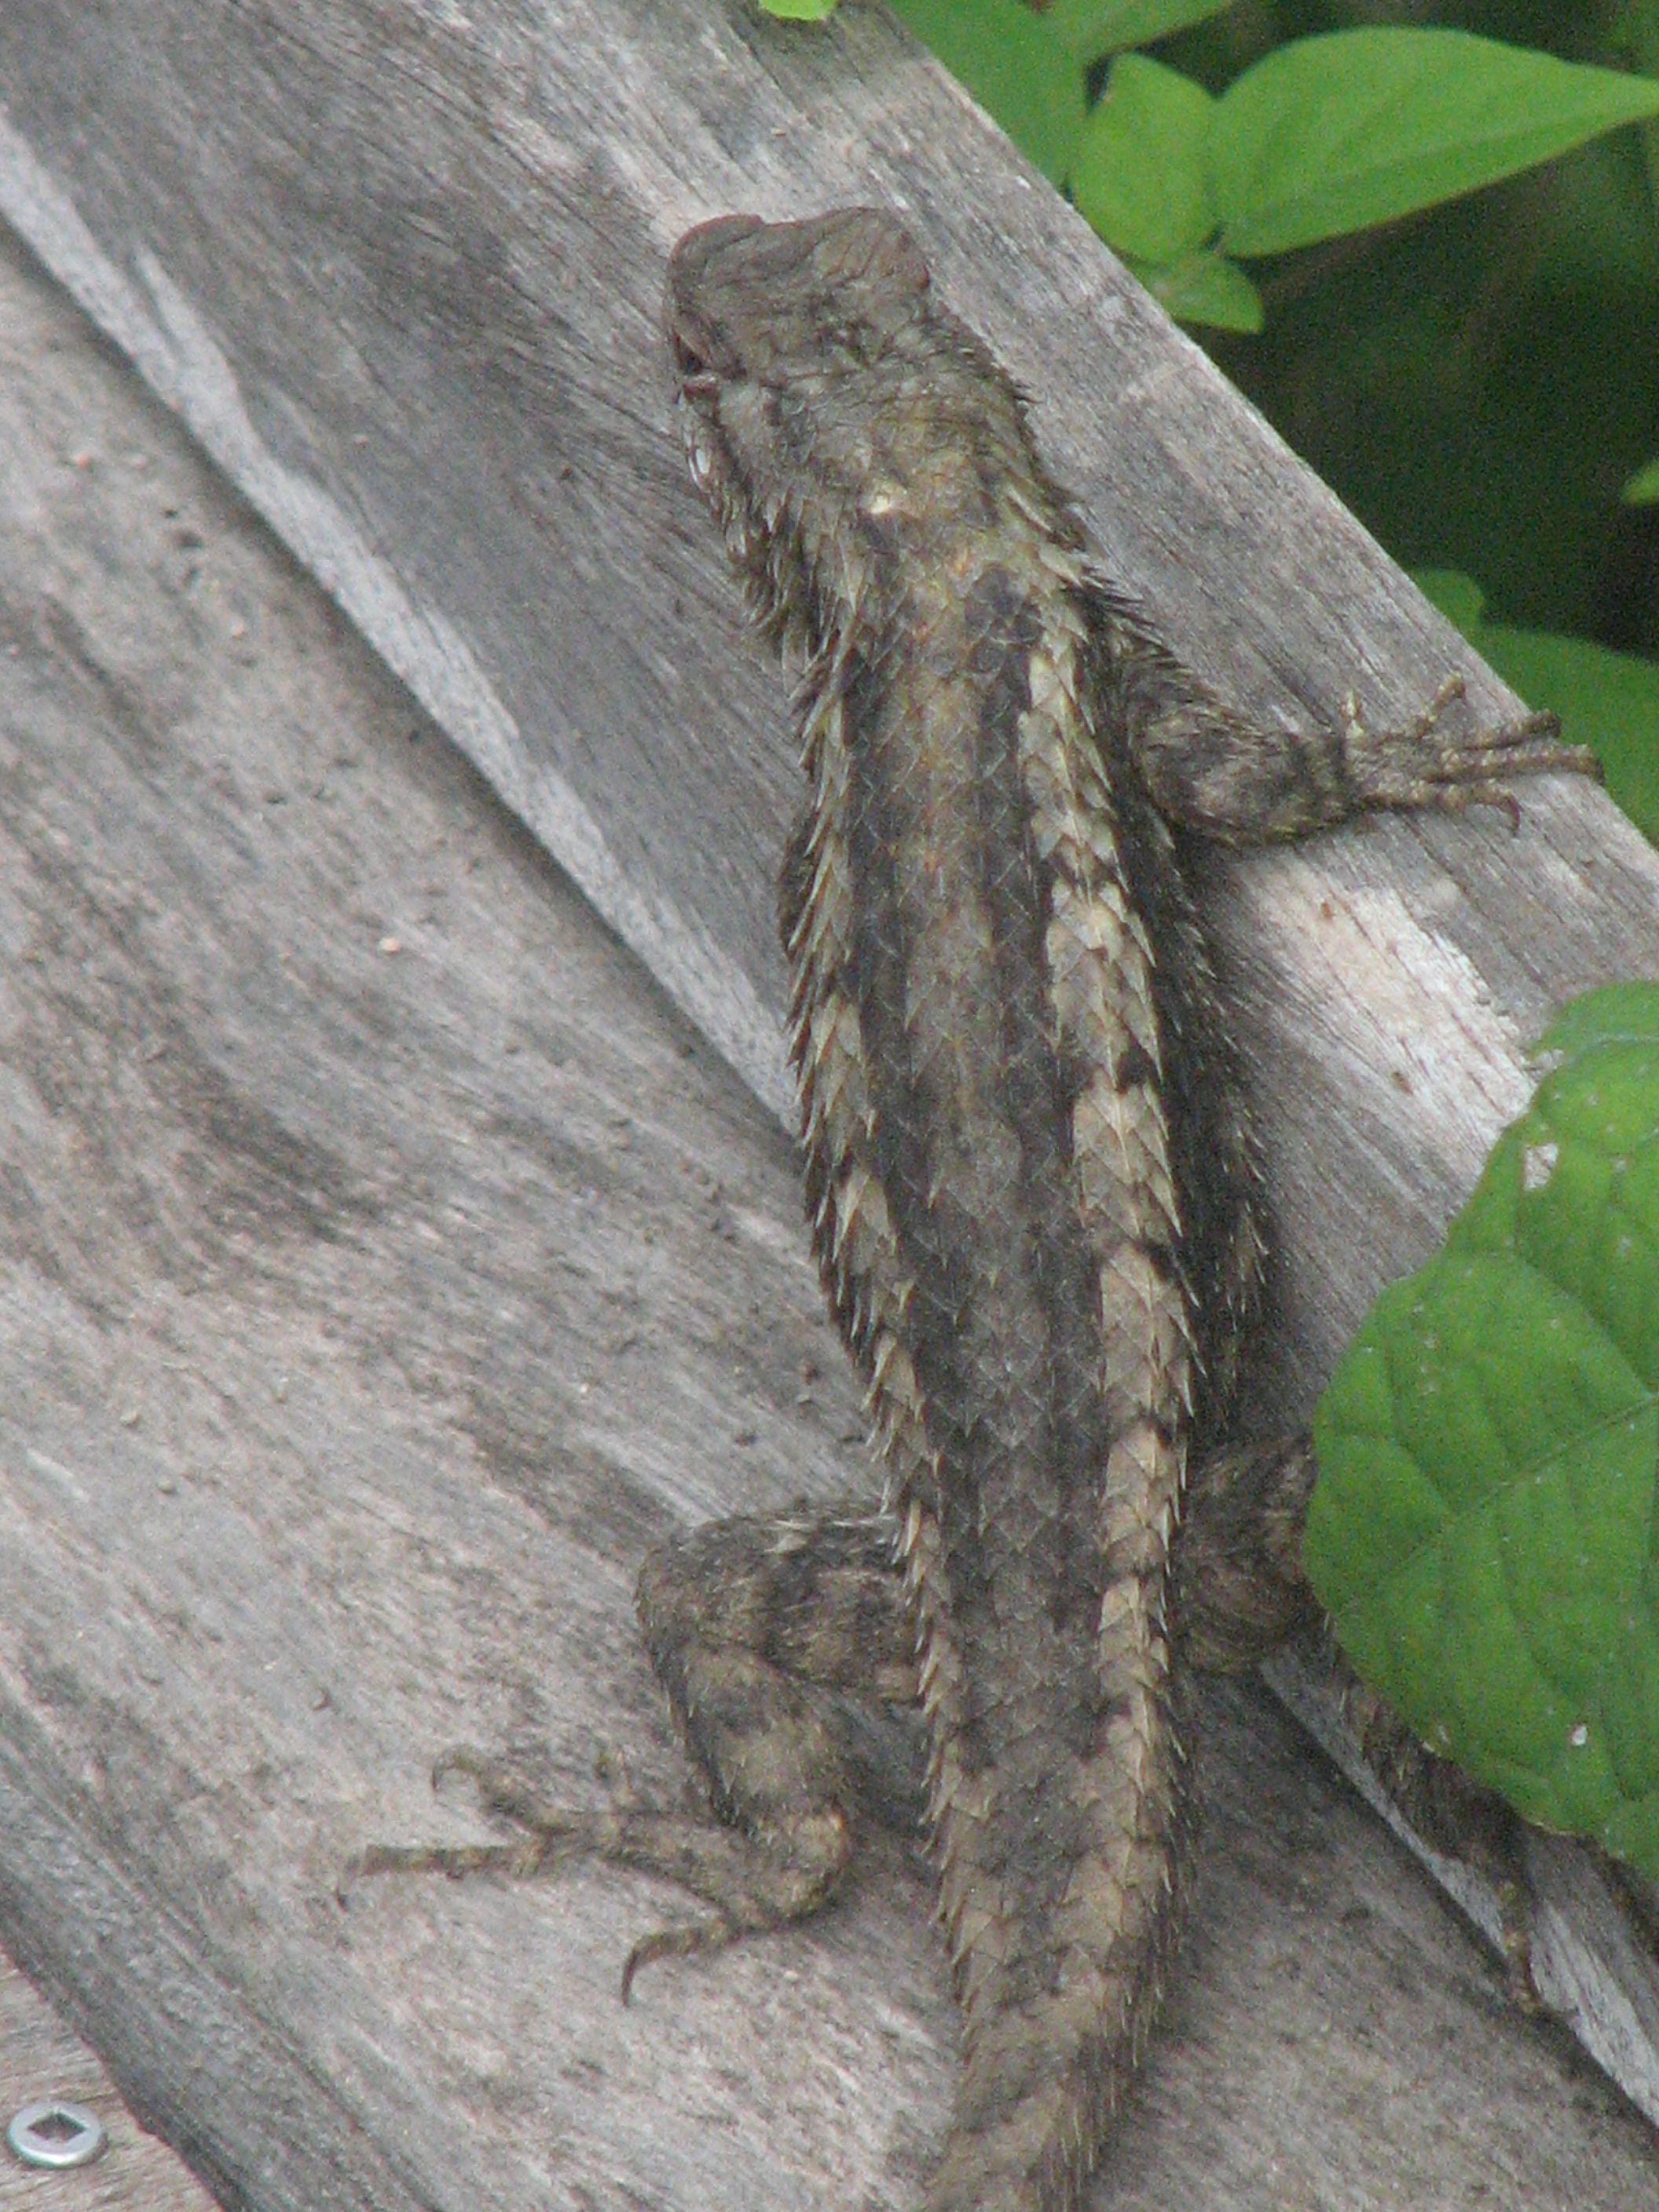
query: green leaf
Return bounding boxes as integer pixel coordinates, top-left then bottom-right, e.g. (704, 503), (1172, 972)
(1535, 982), (1659, 1060)
(757, 0), (840, 15)
(1415, 569), (1659, 849)
(1624, 460), (1659, 506)
(1072, 54), (1265, 328)
(1128, 247), (1262, 331)
(1073, 57), (1215, 262)
(891, 0), (1086, 188)
(1308, 984), (1659, 1879)
(1210, 29), (1659, 259)
(1038, 0), (1237, 63)
(1415, 569), (1486, 637)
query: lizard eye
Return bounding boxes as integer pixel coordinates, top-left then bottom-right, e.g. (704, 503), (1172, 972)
(668, 309), (737, 394)
(671, 331), (722, 401)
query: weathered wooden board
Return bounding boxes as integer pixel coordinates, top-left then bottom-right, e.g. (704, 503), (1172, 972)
(0, 1943), (218, 2212)
(5, 189), (1659, 2212)
(2, 1), (1659, 2206)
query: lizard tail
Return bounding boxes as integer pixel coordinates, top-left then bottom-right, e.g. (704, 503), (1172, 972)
(902, 1452), (1192, 2212)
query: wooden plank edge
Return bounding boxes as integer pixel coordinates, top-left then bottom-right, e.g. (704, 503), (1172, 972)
(0, 1735), (437, 2212)
(0, 101), (793, 1129)
(0, 1927), (220, 2210)
(1264, 1644), (1659, 2129)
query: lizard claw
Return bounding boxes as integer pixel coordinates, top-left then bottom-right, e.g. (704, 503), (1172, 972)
(342, 1834), (551, 1894)
(345, 1744), (644, 1900)
(621, 1910), (740, 2004)
(1492, 1874), (1544, 2016)
(1339, 677), (1599, 826)
(342, 1740), (787, 2003)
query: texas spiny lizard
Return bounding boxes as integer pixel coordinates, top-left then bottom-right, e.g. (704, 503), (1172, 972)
(364, 209), (1594, 2210)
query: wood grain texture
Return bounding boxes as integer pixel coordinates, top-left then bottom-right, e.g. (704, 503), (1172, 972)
(0, 1), (1657, 2203)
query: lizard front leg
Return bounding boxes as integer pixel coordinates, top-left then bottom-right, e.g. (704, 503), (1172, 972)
(1093, 588), (1599, 846)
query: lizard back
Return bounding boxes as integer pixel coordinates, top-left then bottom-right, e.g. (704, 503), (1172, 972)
(666, 207), (1261, 2212)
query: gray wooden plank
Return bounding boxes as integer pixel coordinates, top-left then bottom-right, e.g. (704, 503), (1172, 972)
(0, 1738), (431, 2212)
(0, 209), (866, 2210)
(0, 3), (1657, 2206)
(0, 1939), (218, 2212)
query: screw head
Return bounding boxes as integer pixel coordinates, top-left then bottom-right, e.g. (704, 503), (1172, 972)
(6, 2100), (107, 2167)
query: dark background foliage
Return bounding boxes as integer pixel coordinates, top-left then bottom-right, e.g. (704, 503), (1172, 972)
(1174, 2), (1659, 657)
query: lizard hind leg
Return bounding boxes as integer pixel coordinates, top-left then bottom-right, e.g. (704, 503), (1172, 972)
(1171, 1430), (1542, 2009)
(350, 1505), (924, 2001)
(624, 1505), (926, 1976)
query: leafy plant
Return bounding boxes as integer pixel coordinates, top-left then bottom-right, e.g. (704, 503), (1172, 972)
(886, 0), (1087, 187)
(1306, 984), (1659, 1884)
(761, 5), (1659, 337)
(1075, 31), (1659, 331)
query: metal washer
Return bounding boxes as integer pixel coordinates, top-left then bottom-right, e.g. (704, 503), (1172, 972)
(6, 2099), (108, 2168)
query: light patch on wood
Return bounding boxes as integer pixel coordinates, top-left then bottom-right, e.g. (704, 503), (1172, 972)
(1249, 858), (1533, 1181)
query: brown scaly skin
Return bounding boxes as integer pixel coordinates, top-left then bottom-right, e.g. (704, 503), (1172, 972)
(353, 211), (1596, 2210)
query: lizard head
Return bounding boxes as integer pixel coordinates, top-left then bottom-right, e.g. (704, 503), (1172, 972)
(665, 207), (957, 654)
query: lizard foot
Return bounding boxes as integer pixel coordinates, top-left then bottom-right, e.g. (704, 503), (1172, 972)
(344, 1743), (852, 2001)
(1341, 674), (1599, 826)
